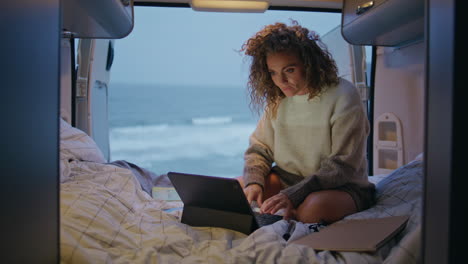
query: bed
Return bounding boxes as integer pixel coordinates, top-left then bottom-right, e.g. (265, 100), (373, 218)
(59, 118), (422, 263)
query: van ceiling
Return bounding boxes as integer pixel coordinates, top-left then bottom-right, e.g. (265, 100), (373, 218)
(134, 0), (343, 9)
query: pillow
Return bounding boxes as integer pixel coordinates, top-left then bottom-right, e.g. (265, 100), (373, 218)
(60, 118), (105, 163)
(59, 118), (106, 182)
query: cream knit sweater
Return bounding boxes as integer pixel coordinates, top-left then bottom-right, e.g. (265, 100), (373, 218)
(243, 78), (372, 207)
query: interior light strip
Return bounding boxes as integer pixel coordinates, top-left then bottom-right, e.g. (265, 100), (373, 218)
(190, 0), (270, 13)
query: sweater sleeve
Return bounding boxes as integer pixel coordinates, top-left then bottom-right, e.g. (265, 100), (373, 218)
(280, 103), (370, 207)
(242, 113), (275, 188)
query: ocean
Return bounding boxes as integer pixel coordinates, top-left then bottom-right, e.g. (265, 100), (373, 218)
(108, 82), (258, 178)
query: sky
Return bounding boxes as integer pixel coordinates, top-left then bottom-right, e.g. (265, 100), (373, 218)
(110, 6), (341, 87)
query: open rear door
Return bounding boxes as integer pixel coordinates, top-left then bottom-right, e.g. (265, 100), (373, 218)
(321, 25), (369, 103)
(75, 39), (114, 161)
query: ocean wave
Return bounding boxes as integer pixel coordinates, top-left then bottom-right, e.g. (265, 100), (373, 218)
(109, 123), (255, 160)
(191, 116), (233, 125)
(111, 124), (170, 134)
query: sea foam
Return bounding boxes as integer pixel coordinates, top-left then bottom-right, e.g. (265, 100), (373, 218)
(192, 116), (233, 125)
(110, 121), (255, 162)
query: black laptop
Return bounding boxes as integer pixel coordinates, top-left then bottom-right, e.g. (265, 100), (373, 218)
(167, 172), (283, 235)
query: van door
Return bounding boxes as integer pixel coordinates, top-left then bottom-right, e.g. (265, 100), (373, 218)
(321, 25), (369, 103)
(75, 39), (114, 161)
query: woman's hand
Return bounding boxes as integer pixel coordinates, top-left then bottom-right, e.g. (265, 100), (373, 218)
(260, 193), (296, 220)
(244, 184), (263, 207)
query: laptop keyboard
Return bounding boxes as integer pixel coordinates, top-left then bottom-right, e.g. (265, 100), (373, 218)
(254, 212), (283, 226)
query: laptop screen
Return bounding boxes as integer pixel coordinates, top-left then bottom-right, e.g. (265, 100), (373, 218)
(168, 172), (253, 215)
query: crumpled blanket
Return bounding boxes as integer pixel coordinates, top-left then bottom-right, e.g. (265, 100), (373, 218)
(109, 160), (172, 196)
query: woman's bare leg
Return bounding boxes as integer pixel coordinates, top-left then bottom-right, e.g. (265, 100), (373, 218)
(296, 190), (357, 224)
(236, 175), (245, 187)
(262, 172), (283, 201)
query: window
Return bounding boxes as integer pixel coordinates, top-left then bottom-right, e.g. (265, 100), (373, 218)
(108, 6), (368, 178)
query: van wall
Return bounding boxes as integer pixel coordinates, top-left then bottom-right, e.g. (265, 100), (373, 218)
(373, 41), (425, 175)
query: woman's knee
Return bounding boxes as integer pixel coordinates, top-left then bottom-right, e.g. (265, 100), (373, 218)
(263, 172), (283, 200)
(296, 190), (357, 224)
(236, 175), (244, 188)
(238, 172), (283, 201)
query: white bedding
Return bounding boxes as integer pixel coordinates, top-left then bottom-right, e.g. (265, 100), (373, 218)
(59, 119), (422, 263)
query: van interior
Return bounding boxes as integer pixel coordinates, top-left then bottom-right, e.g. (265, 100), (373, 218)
(2, 0), (465, 263)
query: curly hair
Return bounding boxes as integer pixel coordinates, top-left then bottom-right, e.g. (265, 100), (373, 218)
(240, 20), (339, 117)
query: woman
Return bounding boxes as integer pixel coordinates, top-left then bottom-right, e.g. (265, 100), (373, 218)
(239, 21), (375, 224)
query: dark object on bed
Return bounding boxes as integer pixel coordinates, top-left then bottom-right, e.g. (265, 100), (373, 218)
(109, 160), (173, 195)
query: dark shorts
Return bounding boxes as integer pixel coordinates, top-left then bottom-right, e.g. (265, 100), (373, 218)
(271, 166), (376, 212)
(334, 182), (376, 211)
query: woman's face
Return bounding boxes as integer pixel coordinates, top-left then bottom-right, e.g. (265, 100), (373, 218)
(266, 52), (308, 97)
